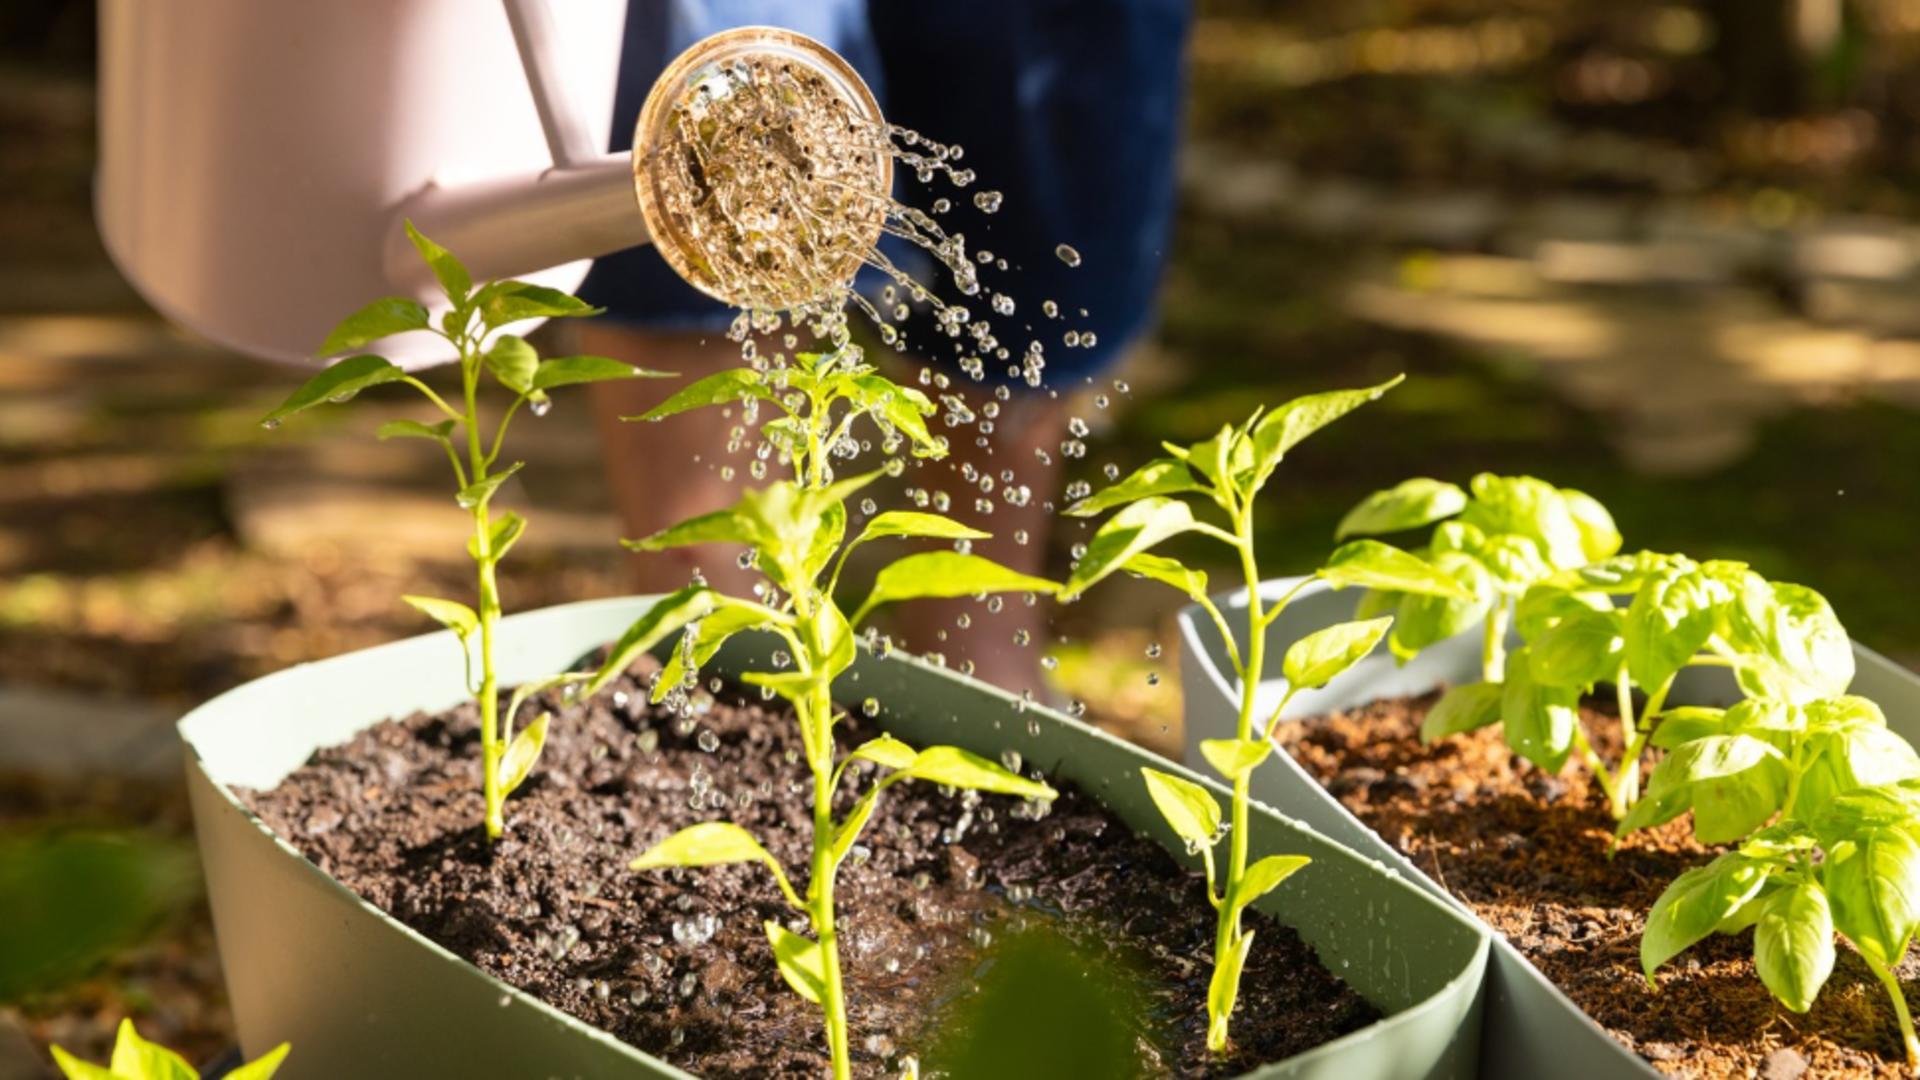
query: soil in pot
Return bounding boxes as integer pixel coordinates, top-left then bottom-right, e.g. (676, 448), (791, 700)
(1272, 690), (1920, 1079)
(239, 653), (1379, 1079)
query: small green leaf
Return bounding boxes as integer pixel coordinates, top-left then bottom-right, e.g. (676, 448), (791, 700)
(1514, 582), (1611, 639)
(1206, 930), (1256, 1049)
(405, 220), (471, 302)
(108, 1018), (198, 1080)
(1184, 423), (1253, 490)
(1318, 540), (1470, 600)
(1235, 855), (1311, 913)
(1336, 478), (1467, 539)
(377, 418), (455, 443)
(1722, 576), (1855, 706)
(497, 712), (549, 796)
(1458, 474), (1589, 571)
(852, 375), (945, 458)
(49, 1045), (119, 1080)
(855, 552), (1060, 624)
(401, 594), (478, 640)
(1625, 566), (1726, 689)
(530, 355), (670, 390)
(1562, 488), (1623, 562)
(1283, 617), (1392, 691)
(1389, 552), (1491, 661)
(477, 280), (601, 327)
(587, 585), (719, 695)
(1824, 825), (1920, 967)
(1635, 734), (1792, 845)
(1249, 375), (1403, 480)
(628, 369), (773, 422)
(623, 507), (761, 553)
(849, 511), (989, 549)
(1501, 649), (1579, 771)
(1420, 682), (1504, 742)
(220, 1044), (292, 1080)
(483, 334), (539, 394)
(850, 734), (918, 771)
(1478, 534), (1554, 593)
(1063, 497), (1207, 600)
(1199, 738), (1271, 781)
(1754, 880), (1835, 1013)
(900, 746), (1057, 800)
(1142, 766), (1221, 846)
(1649, 706), (1735, 750)
(1120, 552), (1210, 602)
(455, 461), (524, 508)
(318, 298), (430, 356)
(653, 600), (786, 703)
(1064, 458), (1203, 518)
(262, 354), (406, 425)
(1526, 607), (1624, 689)
(471, 510), (527, 562)
(830, 789), (880, 870)
(1642, 852), (1773, 980)
(1810, 787), (1920, 850)
(764, 921), (828, 1004)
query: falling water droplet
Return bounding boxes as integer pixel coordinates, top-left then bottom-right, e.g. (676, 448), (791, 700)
(1055, 244), (1081, 267)
(973, 190), (1004, 213)
(529, 396), (553, 417)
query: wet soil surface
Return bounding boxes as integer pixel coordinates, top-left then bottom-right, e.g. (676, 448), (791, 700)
(241, 653), (1378, 1078)
(1273, 690), (1920, 1079)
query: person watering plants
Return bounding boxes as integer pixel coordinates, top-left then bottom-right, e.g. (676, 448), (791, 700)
(580, 0), (1191, 692)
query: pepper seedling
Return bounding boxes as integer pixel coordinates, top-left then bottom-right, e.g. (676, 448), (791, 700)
(1642, 783), (1920, 1066)
(595, 347), (1059, 1080)
(1058, 376), (1469, 1053)
(261, 223), (672, 840)
(52, 1019), (288, 1080)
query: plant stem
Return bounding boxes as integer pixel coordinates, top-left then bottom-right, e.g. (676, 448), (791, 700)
(459, 348), (506, 842)
(1482, 602), (1508, 683)
(1866, 954), (1920, 1068)
(805, 682), (852, 1079)
(1611, 666), (1640, 818)
(1208, 508), (1265, 1054)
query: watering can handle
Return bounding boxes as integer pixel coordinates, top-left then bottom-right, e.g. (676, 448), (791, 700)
(502, 0), (602, 169)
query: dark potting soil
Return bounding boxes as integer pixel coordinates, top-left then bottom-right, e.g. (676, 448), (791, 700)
(240, 653), (1378, 1078)
(1273, 690), (1920, 1079)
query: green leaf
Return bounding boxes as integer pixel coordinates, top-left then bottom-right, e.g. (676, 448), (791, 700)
(849, 511), (989, 549)
(497, 712), (549, 796)
(106, 1018), (199, 1080)
(317, 298), (430, 356)
(471, 510), (527, 562)
(221, 1044), (292, 1080)
(1119, 552), (1210, 602)
(1206, 930), (1256, 1049)
(401, 594), (478, 640)
(1062, 497), (1206, 600)
(1235, 855), (1311, 914)
(829, 789), (880, 871)
(1722, 575), (1855, 706)
(1199, 738), (1272, 781)
(377, 418), (455, 443)
(531, 354), (670, 390)
(405, 220), (471, 302)
(1754, 880), (1835, 1013)
(48, 1046), (119, 1080)
(1318, 540), (1471, 600)
(1184, 423), (1253, 490)
(1642, 853), (1774, 980)
(849, 734), (918, 771)
(1389, 552), (1491, 660)
(477, 280), (601, 328)
(1639, 734), (1792, 845)
(1501, 649), (1579, 771)
(628, 369), (773, 422)
(1458, 474), (1589, 571)
(1650, 706), (1736, 750)
(764, 921), (829, 1005)
(851, 374), (945, 458)
(455, 460), (524, 508)
(855, 552), (1060, 624)
(1283, 617), (1392, 691)
(1336, 478), (1467, 539)
(1064, 458), (1203, 518)
(1514, 582), (1611, 639)
(1142, 766), (1221, 847)
(1526, 607), (1624, 689)
(900, 746), (1057, 800)
(1420, 682), (1504, 742)
(1562, 488), (1623, 562)
(623, 507), (761, 554)
(1248, 375), (1403, 481)
(1478, 534), (1555, 593)
(653, 601), (785, 703)
(631, 821), (773, 870)
(262, 354), (407, 425)
(482, 334), (539, 394)
(1825, 825), (1920, 967)
(587, 585), (719, 695)
(1625, 566), (1726, 689)
(1811, 786), (1920, 850)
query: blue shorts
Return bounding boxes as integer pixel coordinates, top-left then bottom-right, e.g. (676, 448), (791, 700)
(577, 0), (1191, 391)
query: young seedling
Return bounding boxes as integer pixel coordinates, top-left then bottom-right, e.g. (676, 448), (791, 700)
(1058, 376), (1470, 1053)
(52, 1019), (288, 1080)
(595, 347), (1060, 1080)
(1642, 783), (1920, 1066)
(261, 223), (671, 840)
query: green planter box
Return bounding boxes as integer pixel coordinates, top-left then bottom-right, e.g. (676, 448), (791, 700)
(1179, 576), (1920, 1079)
(181, 596), (1489, 1078)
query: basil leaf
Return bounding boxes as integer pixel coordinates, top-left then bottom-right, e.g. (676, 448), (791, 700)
(1823, 825), (1920, 967)
(1753, 880), (1835, 1013)
(1420, 682), (1504, 742)
(1318, 540), (1471, 600)
(1642, 852), (1773, 981)
(1500, 648), (1579, 771)
(1336, 478), (1467, 539)
(1527, 607), (1624, 689)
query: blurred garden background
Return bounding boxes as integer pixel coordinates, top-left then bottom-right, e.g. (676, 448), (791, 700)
(5, 0), (1920, 1071)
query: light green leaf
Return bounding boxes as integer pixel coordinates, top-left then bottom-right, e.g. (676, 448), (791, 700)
(1064, 458), (1203, 518)
(829, 789), (880, 870)
(628, 369), (772, 422)
(455, 460), (524, 508)
(1318, 540), (1471, 600)
(1513, 582), (1611, 639)
(1336, 478), (1467, 539)
(1207, 930), (1257, 1049)
(1199, 738), (1271, 781)
(532, 355), (670, 390)
(1650, 706), (1736, 750)
(1754, 880), (1835, 1013)
(401, 594), (478, 640)
(623, 507), (761, 554)
(1642, 853), (1773, 980)
(1184, 423), (1252, 490)
(1420, 682), (1504, 742)
(1458, 474), (1588, 571)
(220, 1044), (291, 1080)
(1283, 617), (1392, 691)
(497, 712), (549, 796)
(263, 354), (407, 425)
(108, 1019), (198, 1080)
(854, 552), (1060, 625)
(49, 1045), (119, 1080)
(1526, 607), (1624, 689)
(477, 280), (601, 327)
(1501, 649), (1579, 771)
(1562, 488), (1623, 562)
(1825, 825), (1920, 967)
(1142, 766), (1221, 846)
(470, 510), (527, 562)
(317, 298), (430, 356)
(764, 921), (828, 1005)
(377, 418), (455, 442)
(1119, 552), (1210, 602)
(900, 746), (1057, 800)
(631, 821), (773, 871)
(482, 334), (539, 394)
(404, 219), (470, 301)
(587, 585), (719, 695)
(849, 511), (989, 549)
(1478, 534), (1554, 593)
(653, 601), (785, 703)
(1062, 497), (1206, 601)
(851, 375), (945, 458)
(1249, 375), (1403, 481)
(850, 734), (918, 771)
(1640, 734), (1792, 845)
(1723, 575), (1855, 706)
(1235, 855), (1311, 914)
(1389, 552), (1491, 661)
(1810, 787), (1920, 850)
(1625, 566), (1726, 689)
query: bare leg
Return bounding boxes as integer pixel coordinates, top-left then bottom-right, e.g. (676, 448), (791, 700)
(579, 325), (758, 596)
